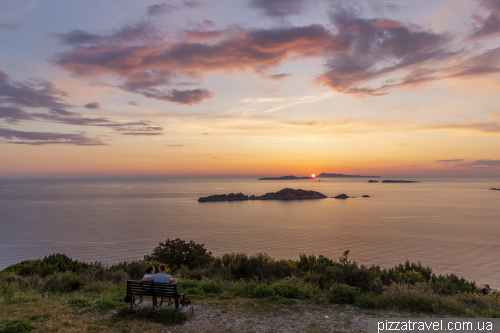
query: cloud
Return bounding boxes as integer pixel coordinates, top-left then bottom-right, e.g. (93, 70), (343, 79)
(468, 0), (500, 41)
(423, 121), (500, 134)
(489, 112), (500, 118)
(128, 101), (138, 106)
(146, 3), (177, 16)
(0, 127), (106, 146)
(52, 7), (500, 100)
(436, 158), (500, 168)
(266, 73), (292, 80)
(83, 102), (100, 109)
(0, 21), (21, 32)
(146, 1), (202, 16)
(316, 9), (458, 95)
(53, 21), (162, 46)
(54, 23), (340, 102)
(0, 106), (35, 123)
(435, 159), (466, 163)
(0, 70), (70, 109)
(248, 0), (304, 17)
(0, 70), (163, 135)
(121, 132), (163, 136)
(398, 143), (409, 146)
(166, 144), (184, 146)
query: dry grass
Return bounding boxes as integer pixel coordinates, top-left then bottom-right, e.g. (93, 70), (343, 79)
(0, 291), (445, 333)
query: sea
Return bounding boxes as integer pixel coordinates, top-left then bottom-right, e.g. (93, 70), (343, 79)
(0, 177), (499, 288)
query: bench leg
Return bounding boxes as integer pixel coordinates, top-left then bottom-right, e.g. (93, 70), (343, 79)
(175, 298), (179, 309)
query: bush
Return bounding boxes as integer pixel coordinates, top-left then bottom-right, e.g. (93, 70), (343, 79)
(327, 283), (358, 304)
(235, 283), (258, 297)
(253, 284), (275, 298)
(0, 319), (34, 333)
(41, 272), (83, 293)
(2, 254), (89, 277)
(272, 283), (303, 299)
(184, 287), (205, 295)
(200, 281), (223, 294)
(355, 294), (379, 309)
(69, 298), (90, 308)
(222, 253), (299, 281)
(144, 239), (213, 271)
(115, 307), (187, 325)
(177, 279), (200, 290)
(109, 260), (150, 280)
(84, 264), (127, 283)
(378, 282), (468, 315)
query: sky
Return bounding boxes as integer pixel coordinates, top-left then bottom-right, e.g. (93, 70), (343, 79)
(1, 0), (500, 178)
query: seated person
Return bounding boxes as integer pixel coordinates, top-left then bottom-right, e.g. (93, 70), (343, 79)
(141, 264), (177, 284)
(141, 264), (178, 305)
(139, 265), (155, 302)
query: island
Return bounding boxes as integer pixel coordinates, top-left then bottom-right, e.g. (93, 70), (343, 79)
(491, 188), (500, 191)
(258, 175), (313, 180)
(382, 180), (419, 183)
(318, 172), (381, 178)
(368, 180), (379, 183)
(333, 194), (349, 199)
(199, 188), (327, 202)
(198, 193), (248, 202)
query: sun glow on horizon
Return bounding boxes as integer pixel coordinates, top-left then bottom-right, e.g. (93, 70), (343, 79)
(311, 174), (316, 178)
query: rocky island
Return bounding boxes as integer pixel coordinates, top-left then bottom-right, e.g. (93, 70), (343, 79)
(318, 172), (381, 178)
(199, 188), (327, 202)
(368, 180), (379, 183)
(491, 188), (500, 191)
(258, 175), (313, 180)
(382, 180), (419, 183)
(198, 193), (248, 202)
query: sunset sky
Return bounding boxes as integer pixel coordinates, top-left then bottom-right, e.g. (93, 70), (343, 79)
(1, 0), (500, 177)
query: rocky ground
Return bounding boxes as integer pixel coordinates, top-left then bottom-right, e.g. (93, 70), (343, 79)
(165, 299), (436, 333)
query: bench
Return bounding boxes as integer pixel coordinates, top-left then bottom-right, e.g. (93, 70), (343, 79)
(125, 280), (186, 309)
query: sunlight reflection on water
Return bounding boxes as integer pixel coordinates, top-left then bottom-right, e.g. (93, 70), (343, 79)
(0, 177), (499, 288)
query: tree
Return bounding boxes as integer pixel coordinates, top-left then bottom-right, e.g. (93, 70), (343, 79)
(144, 238), (213, 270)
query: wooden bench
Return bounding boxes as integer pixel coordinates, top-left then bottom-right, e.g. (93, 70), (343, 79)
(125, 280), (186, 309)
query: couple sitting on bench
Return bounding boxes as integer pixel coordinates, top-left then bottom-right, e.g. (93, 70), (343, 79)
(140, 264), (178, 305)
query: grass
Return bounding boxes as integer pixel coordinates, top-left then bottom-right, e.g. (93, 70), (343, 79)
(1, 246), (500, 332)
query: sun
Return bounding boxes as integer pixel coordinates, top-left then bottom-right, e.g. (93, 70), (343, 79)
(311, 174), (316, 178)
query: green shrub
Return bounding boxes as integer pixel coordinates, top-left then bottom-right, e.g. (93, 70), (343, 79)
(69, 298), (90, 308)
(200, 281), (223, 294)
(0, 319), (34, 333)
(2, 254), (89, 277)
(109, 260), (149, 280)
(221, 253), (299, 281)
(115, 307), (187, 325)
(184, 287), (205, 295)
(355, 293), (379, 309)
(41, 272), (83, 293)
(177, 280), (199, 290)
(253, 284), (275, 298)
(272, 283), (303, 299)
(327, 283), (358, 304)
(235, 282), (257, 297)
(431, 274), (478, 296)
(84, 264), (127, 283)
(144, 239), (213, 271)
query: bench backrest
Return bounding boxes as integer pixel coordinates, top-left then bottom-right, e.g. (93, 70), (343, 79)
(127, 280), (178, 297)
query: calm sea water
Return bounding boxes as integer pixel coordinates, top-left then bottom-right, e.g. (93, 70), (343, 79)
(0, 177), (499, 288)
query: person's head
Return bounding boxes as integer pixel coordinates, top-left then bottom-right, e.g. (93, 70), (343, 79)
(145, 265), (154, 274)
(159, 264), (166, 273)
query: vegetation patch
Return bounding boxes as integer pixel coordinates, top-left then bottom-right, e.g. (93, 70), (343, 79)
(0, 319), (34, 333)
(114, 307), (187, 325)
